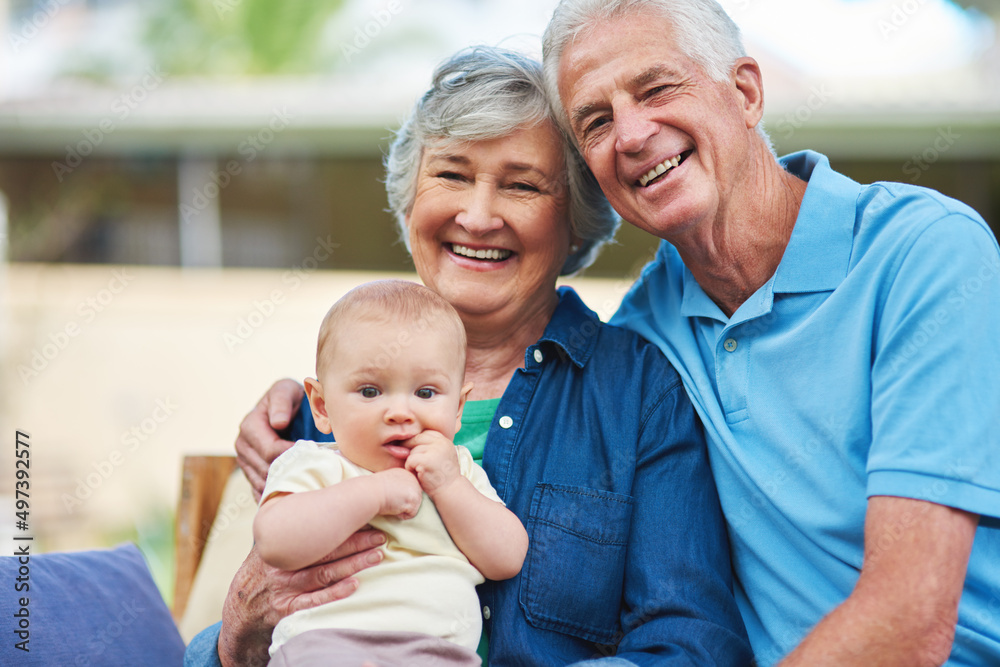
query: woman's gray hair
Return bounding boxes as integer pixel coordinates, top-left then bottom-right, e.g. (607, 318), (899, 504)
(542, 0), (772, 151)
(384, 45), (620, 276)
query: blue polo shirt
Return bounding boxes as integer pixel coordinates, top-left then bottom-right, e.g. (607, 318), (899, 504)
(612, 150), (1000, 666)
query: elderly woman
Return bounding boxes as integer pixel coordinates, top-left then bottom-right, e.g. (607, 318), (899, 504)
(188, 46), (750, 666)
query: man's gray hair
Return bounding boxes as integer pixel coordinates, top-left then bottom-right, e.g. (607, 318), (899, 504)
(384, 45), (620, 275)
(542, 0), (772, 150)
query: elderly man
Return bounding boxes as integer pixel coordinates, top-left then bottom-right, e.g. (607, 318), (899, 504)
(544, 1), (1000, 666)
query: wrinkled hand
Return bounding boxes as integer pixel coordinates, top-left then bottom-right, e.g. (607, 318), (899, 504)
(404, 430), (461, 495)
(235, 379), (304, 500)
(375, 468), (423, 520)
(219, 529), (385, 667)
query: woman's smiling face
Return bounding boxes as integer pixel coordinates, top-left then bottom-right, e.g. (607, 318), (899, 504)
(406, 122), (572, 323)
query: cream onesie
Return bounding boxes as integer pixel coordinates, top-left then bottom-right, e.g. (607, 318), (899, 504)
(260, 440), (503, 655)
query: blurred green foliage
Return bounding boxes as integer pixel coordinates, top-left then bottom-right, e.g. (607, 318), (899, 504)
(108, 507), (177, 605)
(145, 0), (347, 75)
(955, 0), (1000, 13)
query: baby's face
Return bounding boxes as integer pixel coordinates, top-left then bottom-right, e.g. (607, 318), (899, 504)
(316, 318), (466, 472)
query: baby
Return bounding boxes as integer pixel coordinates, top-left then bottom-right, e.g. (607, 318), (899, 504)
(253, 279), (528, 666)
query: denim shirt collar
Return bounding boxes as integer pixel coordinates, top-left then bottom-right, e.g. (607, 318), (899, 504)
(533, 287), (600, 369)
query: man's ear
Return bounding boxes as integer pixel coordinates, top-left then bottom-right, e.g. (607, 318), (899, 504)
(303, 377), (333, 434)
(455, 381), (474, 431)
(732, 56), (765, 130)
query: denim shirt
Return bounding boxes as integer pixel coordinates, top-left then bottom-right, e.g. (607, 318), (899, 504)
(470, 288), (749, 665)
(184, 287), (750, 667)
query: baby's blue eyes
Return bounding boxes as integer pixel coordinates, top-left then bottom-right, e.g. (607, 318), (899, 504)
(358, 387), (435, 398)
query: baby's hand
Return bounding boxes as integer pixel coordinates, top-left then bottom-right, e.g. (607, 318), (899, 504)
(375, 468), (423, 520)
(404, 431), (461, 495)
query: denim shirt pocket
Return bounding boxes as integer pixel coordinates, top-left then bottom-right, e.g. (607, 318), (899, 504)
(519, 483), (633, 644)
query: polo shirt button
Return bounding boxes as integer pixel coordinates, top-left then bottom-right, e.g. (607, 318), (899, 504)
(724, 338), (738, 352)
(499, 416), (513, 429)
(533, 349), (544, 363)
(483, 605), (491, 620)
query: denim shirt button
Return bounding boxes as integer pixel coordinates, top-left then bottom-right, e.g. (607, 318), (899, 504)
(533, 349), (544, 363)
(499, 416), (513, 429)
(482, 605), (491, 620)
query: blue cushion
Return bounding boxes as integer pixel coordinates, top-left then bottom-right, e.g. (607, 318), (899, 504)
(0, 542), (185, 666)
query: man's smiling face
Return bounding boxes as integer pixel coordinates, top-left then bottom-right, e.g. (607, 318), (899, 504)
(557, 8), (761, 242)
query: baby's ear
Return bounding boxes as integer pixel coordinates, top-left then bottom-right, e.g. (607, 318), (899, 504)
(455, 382), (474, 430)
(304, 377), (333, 434)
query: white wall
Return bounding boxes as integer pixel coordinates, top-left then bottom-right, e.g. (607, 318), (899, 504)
(0, 263), (630, 552)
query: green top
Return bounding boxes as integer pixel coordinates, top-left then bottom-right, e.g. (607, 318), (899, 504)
(452, 398), (501, 664)
(454, 398), (500, 465)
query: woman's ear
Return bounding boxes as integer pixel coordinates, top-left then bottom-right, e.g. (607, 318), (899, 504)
(303, 377), (333, 434)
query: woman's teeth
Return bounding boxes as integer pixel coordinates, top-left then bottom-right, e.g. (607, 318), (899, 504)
(638, 154), (683, 187)
(451, 244), (512, 261)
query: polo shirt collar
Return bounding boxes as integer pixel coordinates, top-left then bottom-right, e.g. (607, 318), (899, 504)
(678, 150), (861, 321)
(680, 262), (729, 321)
(536, 286), (599, 368)
(772, 150), (860, 293)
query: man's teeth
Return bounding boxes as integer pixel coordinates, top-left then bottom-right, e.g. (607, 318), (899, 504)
(638, 154), (683, 187)
(451, 244), (512, 261)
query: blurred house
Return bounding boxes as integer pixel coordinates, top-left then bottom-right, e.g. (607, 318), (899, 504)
(0, 0), (997, 275)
